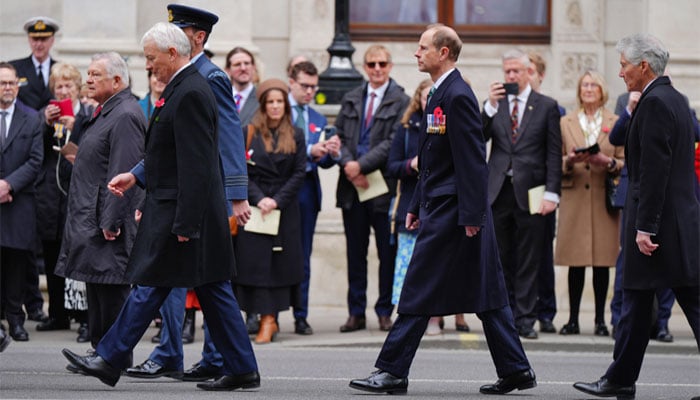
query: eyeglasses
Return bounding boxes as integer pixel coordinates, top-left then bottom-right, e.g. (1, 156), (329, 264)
(297, 82), (319, 92)
(0, 81), (18, 88)
(366, 61), (389, 69)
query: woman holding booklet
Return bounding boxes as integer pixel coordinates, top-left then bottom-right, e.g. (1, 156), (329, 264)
(232, 78), (306, 344)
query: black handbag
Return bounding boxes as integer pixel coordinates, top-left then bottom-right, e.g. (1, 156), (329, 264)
(605, 172), (621, 214)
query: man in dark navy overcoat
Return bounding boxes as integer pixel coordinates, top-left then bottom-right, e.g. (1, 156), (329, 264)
(349, 24), (536, 396)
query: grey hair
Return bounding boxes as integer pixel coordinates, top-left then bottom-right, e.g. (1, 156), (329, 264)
(91, 52), (130, 87)
(141, 22), (191, 58)
(502, 49), (530, 68)
(615, 33), (668, 76)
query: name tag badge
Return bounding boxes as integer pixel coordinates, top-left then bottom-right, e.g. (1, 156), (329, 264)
(426, 106), (446, 134)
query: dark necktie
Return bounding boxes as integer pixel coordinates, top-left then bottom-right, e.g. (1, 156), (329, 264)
(511, 98), (520, 143)
(37, 66), (45, 88)
(0, 111), (7, 148)
(364, 92), (377, 129)
(427, 86), (436, 105)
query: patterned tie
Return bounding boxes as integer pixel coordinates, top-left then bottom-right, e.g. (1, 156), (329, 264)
(0, 111), (7, 148)
(364, 92), (377, 129)
(510, 98), (519, 143)
(234, 94), (242, 112)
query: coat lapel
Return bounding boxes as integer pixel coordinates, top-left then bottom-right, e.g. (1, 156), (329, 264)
(516, 91), (540, 144)
(3, 109), (29, 151)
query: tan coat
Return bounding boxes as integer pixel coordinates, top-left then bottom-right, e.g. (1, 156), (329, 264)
(554, 108), (623, 267)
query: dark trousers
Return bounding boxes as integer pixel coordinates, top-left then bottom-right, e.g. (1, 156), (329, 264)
(375, 306), (531, 379)
(23, 250), (44, 313)
(42, 240), (69, 322)
(342, 198), (395, 318)
(492, 180), (547, 329)
(604, 286), (699, 385)
(1, 247), (31, 326)
(96, 283), (257, 376)
(148, 287), (186, 370)
(86, 282), (130, 348)
(536, 212), (557, 322)
(294, 175), (319, 320)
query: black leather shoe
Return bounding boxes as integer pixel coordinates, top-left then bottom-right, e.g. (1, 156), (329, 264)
(9, 324), (29, 341)
(66, 363), (85, 374)
(182, 362), (222, 382)
(594, 322), (610, 336)
(76, 323), (89, 343)
(339, 316), (366, 333)
(349, 370), (408, 395)
(125, 359), (183, 379)
(151, 327), (161, 343)
(294, 318), (313, 335)
(27, 309), (49, 322)
(196, 371), (261, 391)
(573, 378), (635, 399)
(480, 368), (537, 394)
(378, 316), (393, 331)
(559, 322), (580, 335)
(0, 329), (11, 352)
(539, 319), (556, 333)
(245, 314), (260, 335)
(37, 317), (71, 331)
(651, 324), (674, 343)
(62, 348), (121, 387)
(518, 326), (538, 339)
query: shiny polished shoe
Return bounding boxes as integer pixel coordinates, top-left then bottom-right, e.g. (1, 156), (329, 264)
(196, 371), (260, 391)
(378, 315), (393, 331)
(480, 368), (537, 394)
(594, 322), (610, 336)
(181, 308), (195, 344)
(182, 362), (222, 382)
(349, 370), (408, 395)
(9, 324), (29, 341)
(37, 317), (71, 331)
(573, 378), (635, 399)
(294, 318), (313, 335)
(27, 309), (49, 323)
(62, 348), (121, 387)
(539, 319), (556, 333)
(125, 359), (183, 379)
(339, 316), (366, 333)
(0, 329), (11, 352)
(66, 363), (85, 374)
(518, 325), (538, 339)
(559, 322), (580, 335)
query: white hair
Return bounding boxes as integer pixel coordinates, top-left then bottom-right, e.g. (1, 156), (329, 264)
(91, 52), (130, 87)
(502, 49), (530, 68)
(615, 33), (669, 77)
(141, 22), (191, 58)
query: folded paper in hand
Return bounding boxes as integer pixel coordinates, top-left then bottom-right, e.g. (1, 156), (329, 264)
(355, 170), (389, 202)
(243, 206), (281, 236)
(528, 185), (545, 215)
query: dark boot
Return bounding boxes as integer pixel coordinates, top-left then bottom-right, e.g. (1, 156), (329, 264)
(182, 308), (195, 344)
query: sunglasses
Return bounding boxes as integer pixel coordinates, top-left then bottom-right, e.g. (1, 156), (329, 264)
(366, 61), (389, 68)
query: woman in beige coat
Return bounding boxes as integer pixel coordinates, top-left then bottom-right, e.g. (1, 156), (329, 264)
(555, 70), (624, 336)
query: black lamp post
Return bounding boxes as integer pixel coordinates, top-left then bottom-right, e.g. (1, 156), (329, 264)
(316, 0), (363, 105)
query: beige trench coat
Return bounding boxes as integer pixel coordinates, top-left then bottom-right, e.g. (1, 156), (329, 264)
(554, 108), (624, 267)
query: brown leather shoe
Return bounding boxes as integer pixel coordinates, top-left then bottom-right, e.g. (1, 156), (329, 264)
(378, 316), (393, 331)
(254, 315), (278, 344)
(339, 316), (366, 333)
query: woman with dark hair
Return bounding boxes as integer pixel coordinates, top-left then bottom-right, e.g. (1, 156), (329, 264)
(232, 78), (306, 344)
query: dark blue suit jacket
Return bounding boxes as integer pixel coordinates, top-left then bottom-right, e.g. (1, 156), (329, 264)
(9, 56), (56, 110)
(399, 69), (508, 315)
(0, 103), (43, 250)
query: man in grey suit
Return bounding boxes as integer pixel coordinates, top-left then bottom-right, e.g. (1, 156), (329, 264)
(482, 49), (562, 340)
(0, 62), (43, 342)
(225, 47), (258, 127)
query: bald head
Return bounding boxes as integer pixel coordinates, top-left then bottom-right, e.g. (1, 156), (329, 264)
(428, 24), (461, 62)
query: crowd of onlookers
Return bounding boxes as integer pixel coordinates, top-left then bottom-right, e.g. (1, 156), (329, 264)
(2, 12), (699, 362)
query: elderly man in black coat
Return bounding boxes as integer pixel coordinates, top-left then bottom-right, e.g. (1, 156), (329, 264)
(574, 33), (700, 399)
(61, 22), (259, 391)
(349, 24), (535, 396)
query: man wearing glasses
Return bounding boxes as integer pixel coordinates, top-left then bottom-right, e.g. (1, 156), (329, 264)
(335, 45), (409, 333)
(287, 61), (341, 335)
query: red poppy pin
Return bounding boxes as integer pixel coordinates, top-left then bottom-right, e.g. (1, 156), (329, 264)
(433, 106), (443, 119)
(309, 123), (318, 133)
(602, 126), (610, 134)
(155, 98), (165, 108)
